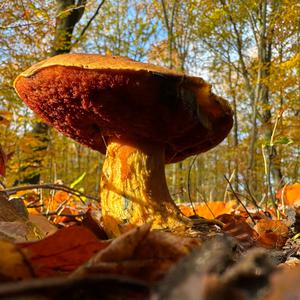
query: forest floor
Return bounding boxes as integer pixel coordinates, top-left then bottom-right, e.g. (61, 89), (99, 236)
(0, 183), (300, 300)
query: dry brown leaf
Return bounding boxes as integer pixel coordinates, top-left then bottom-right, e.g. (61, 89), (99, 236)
(28, 214), (58, 237)
(135, 230), (199, 259)
(98, 223), (151, 262)
(0, 194), (45, 241)
(217, 214), (259, 249)
(73, 224), (200, 282)
(254, 219), (289, 249)
(0, 221), (28, 242)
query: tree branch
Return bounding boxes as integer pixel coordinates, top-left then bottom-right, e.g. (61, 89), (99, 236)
(74, 0), (106, 45)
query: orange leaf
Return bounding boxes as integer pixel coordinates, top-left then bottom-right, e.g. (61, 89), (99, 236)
(276, 183), (300, 206)
(180, 201), (236, 219)
(179, 204), (194, 217)
(254, 219), (288, 249)
(19, 226), (110, 277)
(195, 201), (236, 219)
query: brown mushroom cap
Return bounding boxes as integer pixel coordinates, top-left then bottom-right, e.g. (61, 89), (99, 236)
(14, 53), (233, 163)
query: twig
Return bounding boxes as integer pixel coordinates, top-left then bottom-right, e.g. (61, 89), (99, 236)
(1, 183), (99, 202)
(224, 175), (256, 225)
(223, 169), (236, 202)
(74, 0), (106, 45)
(0, 20), (47, 30)
(187, 155), (199, 216)
(244, 180), (260, 210)
(280, 182), (289, 214)
(43, 212), (85, 218)
(196, 189), (215, 219)
(262, 144), (278, 211)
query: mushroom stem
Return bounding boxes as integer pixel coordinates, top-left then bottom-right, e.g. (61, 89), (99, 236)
(100, 138), (191, 237)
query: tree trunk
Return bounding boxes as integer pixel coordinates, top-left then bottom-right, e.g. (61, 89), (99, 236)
(18, 0), (87, 185)
(258, 0), (283, 189)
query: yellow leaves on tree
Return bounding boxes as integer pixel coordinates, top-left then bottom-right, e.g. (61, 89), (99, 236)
(0, 144), (6, 176)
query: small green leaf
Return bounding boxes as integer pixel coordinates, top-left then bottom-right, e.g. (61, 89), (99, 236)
(70, 172), (86, 189)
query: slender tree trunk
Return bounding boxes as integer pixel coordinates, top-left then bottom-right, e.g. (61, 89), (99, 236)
(227, 63), (239, 191)
(18, 0), (88, 185)
(258, 0), (283, 189)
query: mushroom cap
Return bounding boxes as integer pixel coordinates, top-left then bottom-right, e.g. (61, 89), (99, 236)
(14, 53), (233, 163)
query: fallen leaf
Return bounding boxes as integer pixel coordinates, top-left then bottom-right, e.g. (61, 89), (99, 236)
(0, 221), (28, 242)
(217, 214), (258, 249)
(73, 224), (200, 282)
(180, 201), (236, 219)
(276, 182), (300, 206)
(19, 226), (110, 277)
(99, 224), (151, 262)
(0, 194), (45, 241)
(196, 201), (237, 219)
(254, 219), (288, 249)
(179, 204), (194, 217)
(28, 214), (58, 237)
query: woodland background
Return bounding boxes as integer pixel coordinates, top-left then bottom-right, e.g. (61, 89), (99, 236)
(0, 0), (299, 205)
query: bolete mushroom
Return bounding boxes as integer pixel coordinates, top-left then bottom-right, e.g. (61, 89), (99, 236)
(14, 54), (233, 237)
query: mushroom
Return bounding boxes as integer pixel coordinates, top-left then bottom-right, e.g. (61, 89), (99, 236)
(14, 54), (233, 237)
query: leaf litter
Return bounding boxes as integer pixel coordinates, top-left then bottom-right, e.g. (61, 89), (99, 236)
(0, 184), (300, 299)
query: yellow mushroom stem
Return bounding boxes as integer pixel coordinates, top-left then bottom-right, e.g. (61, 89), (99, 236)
(100, 138), (191, 237)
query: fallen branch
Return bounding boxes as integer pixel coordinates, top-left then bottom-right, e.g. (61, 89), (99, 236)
(0, 183), (99, 202)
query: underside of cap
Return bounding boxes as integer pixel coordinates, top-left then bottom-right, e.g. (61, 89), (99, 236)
(14, 56), (233, 163)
